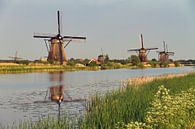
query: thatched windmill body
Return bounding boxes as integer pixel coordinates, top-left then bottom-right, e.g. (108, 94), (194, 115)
(34, 11), (86, 65)
(157, 41), (174, 62)
(128, 34), (158, 62)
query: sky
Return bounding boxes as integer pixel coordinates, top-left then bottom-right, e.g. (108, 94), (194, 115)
(0, 0), (195, 60)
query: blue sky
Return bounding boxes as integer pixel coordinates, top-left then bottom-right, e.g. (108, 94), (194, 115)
(0, 0), (194, 60)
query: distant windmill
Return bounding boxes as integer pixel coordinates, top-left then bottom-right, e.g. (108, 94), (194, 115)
(33, 11), (86, 65)
(9, 51), (23, 61)
(128, 34), (158, 62)
(157, 41), (174, 62)
(97, 48), (109, 64)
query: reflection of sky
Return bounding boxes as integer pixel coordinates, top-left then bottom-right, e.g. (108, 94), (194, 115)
(0, 0), (195, 60)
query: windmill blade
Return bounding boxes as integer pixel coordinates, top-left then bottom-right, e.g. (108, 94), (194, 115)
(44, 39), (50, 52)
(163, 41), (166, 52)
(14, 57), (23, 60)
(128, 48), (140, 52)
(140, 34), (144, 48)
(101, 48), (104, 55)
(63, 36), (86, 40)
(9, 56), (15, 59)
(33, 35), (52, 38)
(9, 56), (23, 60)
(166, 44), (168, 52)
(33, 33), (55, 38)
(145, 47), (158, 50)
(156, 51), (163, 53)
(166, 52), (174, 55)
(57, 10), (61, 35)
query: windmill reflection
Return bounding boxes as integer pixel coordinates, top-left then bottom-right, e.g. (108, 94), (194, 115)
(47, 71), (65, 119)
(49, 71), (64, 84)
(47, 71), (67, 101)
(34, 71), (86, 119)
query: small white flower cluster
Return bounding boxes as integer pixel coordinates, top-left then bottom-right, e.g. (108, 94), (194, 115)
(116, 85), (195, 129)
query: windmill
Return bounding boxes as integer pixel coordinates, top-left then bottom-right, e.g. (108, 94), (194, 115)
(157, 41), (174, 62)
(97, 48), (109, 64)
(33, 11), (86, 65)
(9, 51), (23, 61)
(128, 34), (158, 62)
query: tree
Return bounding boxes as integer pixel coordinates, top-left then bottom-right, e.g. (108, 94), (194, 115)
(149, 58), (158, 68)
(129, 55), (140, 66)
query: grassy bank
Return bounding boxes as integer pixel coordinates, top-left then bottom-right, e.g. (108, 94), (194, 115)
(0, 64), (100, 74)
(1, 73), (195, 129)
(0, 116), (72, 129)
(0, 61), (182, 74)
(0, 62), (132, 74)
(80, 73), (195, 128)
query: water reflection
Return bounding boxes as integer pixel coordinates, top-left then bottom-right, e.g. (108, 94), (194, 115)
(49, 71), (64, 84)
(48, 72), (72, 101)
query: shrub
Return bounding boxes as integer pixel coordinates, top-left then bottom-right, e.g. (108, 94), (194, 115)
(174, 61), (180, 67)
(129, 55), (141, 66)
(117, 85), (195, 129)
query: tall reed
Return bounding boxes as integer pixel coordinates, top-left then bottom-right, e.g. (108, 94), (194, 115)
(79, 73), (195, 129)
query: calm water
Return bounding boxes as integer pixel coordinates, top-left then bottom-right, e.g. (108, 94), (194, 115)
(0, 67), (195, 125)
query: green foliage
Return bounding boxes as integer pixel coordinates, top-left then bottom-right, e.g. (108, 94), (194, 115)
(146, 86), (195, 129)
(191, 60), (195, 64)
(174, 61), (180, 67)
(101, 62), (125, 69)
(118, 85), (195, 129)
(67, 60), (76, 66)
(129, 55), (140, 66)
(160, 61), (169, 67)
(88, 61), (99, 67)
(109, 59), (130, 65)
(151, 58), (157, 62)
(1, 116), (72, 129)
(15, 60), (30, 65)
(79, 73), (195, 129)
(149, 60), (158, 68)
(48, 60), (55, 64)
(137, 62), (144, 68)
(67, 58), (90, 66)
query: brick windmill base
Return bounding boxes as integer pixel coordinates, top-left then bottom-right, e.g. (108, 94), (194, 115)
(48, 39), (67, 64)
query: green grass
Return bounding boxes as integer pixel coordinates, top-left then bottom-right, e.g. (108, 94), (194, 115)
(0, 65), (100, 74)
(1, 116), (73, 129)
(79, 73), (195, 129)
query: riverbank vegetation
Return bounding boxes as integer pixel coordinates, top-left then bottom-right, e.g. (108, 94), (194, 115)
(0, 63), (100, 74)
(80, 73), (195, 128)
(0, 116), (72, 129)
(0, 56), (183, 74)
(116, 85), (195, 129)
(1, 72), (195, 129)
